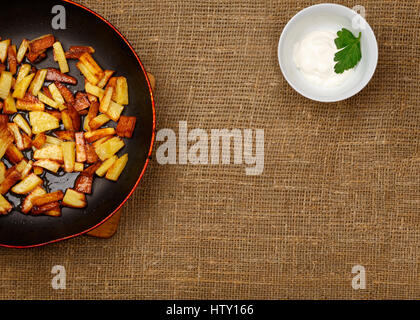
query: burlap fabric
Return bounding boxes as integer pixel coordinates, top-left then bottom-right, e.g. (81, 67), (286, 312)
(0, 0), (419, 299)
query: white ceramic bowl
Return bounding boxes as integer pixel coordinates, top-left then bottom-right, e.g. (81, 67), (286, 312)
(278, 3), (378, 102)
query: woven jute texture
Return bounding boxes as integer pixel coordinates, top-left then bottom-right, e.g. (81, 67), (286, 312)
(0, 0), (419, 299)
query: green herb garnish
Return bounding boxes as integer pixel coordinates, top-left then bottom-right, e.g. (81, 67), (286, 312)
(333, 28), (362, 74)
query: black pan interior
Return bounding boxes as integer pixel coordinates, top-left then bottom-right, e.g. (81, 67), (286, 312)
(0, 0), (154, 247)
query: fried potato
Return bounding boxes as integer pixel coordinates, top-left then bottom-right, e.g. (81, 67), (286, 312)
(16, 39), (29, 64)
(0, 39), (10, 64)
(33, 159), (61, 173)
(5, 144), (24, 164)
(62, 189), (86, 208)
(45, 68), (77, 85)
(79, 53), (103, 79)
(33, 144), (63, 162)
(97, 70), (115, 88)
(15, 64), (31, 85)
(84, 101), (99, 131)
(32, 132), (46, 149)
(0, 71), (13, 99)
(99, 86), (113, 113)
(0, 194), (12, 215)
(29, 111), (60, 134)
(13, 73), (34, 99)
(53, 42), (69, 73)
(84, 128), (115, 143)
(62, 141), (76, 172)
(85, 144), (99, 164)
(54, 130), (75, 141)
(75, 174), (93, 194)
(95, 155), (117, 177)
(45, 135), (62, 146)
(13, 114), (32, 137)
(32, 190), (64, 207)
(16, 99), (45, 111)
(106, 154), (128, 181)
(3, 95), (17, 114)
(113, 77), (129, 105)
(0, 162), (5, 185)
(106, 101), (124, 122)
(11, 173), (43, 194)
(65, 46), (95, 59)
(116, 116), (136, 138)
(74, 162), (84, 172)
(37, 91), (58, 109)
(0, 167), (21, 194)
(89, 114), (110, 131)
(7, 123), (25, 150)
(94, 136), (124, 161)
(85, 82), (104, 98)
(21, 186), (46, 214)
(28, 69), (47, 96)
(7, 45), (17, 75)
(29, 34), (55, 54)
(55, 82), (75, 105)
(0, 123), (14, 159)
(73, 92), (89, 112)
(31, 201), (61, 216)
(75, 132), (87, 163)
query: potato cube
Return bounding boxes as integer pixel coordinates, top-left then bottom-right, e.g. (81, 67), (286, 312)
(0, 71), (13, 99)
(33, 144), (63, 162)
(29, 111), (60, 134)
(94, 136), (124, 161)
(21, 186), (46, 214)
(106, 154), (128, 181)
(11, 173), (43, 194)
(62, 141), (76, 172)
(53, 42), (69, 73)
(95, 155), (117, 177)
(33, 159), (61, 173)
(0, 194), (12, 215)
(62, 189), (86, 208)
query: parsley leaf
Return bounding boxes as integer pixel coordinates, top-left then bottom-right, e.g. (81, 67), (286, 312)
(333, 28), (362, 74)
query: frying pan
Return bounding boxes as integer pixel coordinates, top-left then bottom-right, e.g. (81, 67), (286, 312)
(0, 0), (156, 247)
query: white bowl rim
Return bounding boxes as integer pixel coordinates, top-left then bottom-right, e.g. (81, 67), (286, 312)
(278, 3), (378, 103)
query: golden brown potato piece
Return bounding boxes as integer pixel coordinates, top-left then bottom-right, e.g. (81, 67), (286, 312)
(32, 132), (47, 149)
(11, 173), (43, 195)
(65, 46), (95, 59)
(0, 123), (14, 159)
(33, 159), (61, 173)
(55, 82), (75, 105)
(5, 144), (24, 164)
(84, 128), (115, 143)
(7, 45), (17, 75)
(45, 68), (77, 85)
(75, 132), (87, 163)
(0, 167), (21, 195)
(33, 144), (63, 162)
(21, 186), (46, 214)
(32, 190), (64, 207)
(62, 189), (86, 208)
(106, 154), (128, 181)
(75, 174), (93, 194)
(116, 116), (136, 138)
(31, 201), (61, 216)
(54, 130), (75, 141)
(29, 34), (55, 54)
(0, 194), (12, 215)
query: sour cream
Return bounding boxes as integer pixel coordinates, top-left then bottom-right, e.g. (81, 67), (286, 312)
(293, 30), (354, 87)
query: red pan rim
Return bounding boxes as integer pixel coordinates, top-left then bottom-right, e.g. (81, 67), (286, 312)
(0, 0), (156, 248)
